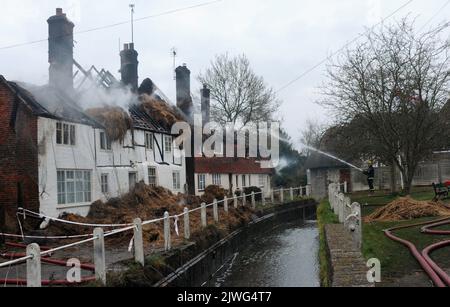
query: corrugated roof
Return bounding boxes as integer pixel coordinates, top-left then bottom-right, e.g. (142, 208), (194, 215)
(195, 157), (274, 175)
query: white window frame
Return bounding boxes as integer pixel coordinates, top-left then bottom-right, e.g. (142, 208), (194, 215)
(164, 135), (173, 153)
(198, 174), (206, 191)
(173, 171), (181, 190)
(101, 174), (109, 194)
(100, 131), (112, 151)
(57, 170), (92, 205)
(212, 174), (222, 186)
(145, 132), (154, 151)
(56, 122), (76, 146)
(148, 167), (157, 187)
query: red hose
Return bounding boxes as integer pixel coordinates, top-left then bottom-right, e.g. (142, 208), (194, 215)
(421, 219), (450, 235)
(384, 217), (450, 288)
(422, 240), (450, 287)
(384, 229), (446, 287)
(0, 242), (96, 286)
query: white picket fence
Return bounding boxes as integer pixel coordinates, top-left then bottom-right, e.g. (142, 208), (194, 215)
(0, 185), (312, 287)
(328, 183), (362, 249)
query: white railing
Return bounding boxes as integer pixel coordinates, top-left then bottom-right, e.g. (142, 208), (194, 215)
(328, 183), (362, 250)
(0, 185), (312, 287)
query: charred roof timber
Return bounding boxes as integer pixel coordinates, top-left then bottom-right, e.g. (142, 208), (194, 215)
(48, 8), (75, 94)
(120, 43), (139, 92)
(176, 64), (193, 119)
(201, 84), (211, 124)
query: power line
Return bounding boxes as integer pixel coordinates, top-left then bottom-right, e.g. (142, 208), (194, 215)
(418, 0), (450, 32)
(275, 0), (415, 94)
(0, 0), (224, 51)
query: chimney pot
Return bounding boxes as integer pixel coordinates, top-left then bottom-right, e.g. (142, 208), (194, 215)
(56, 8), (63, 15)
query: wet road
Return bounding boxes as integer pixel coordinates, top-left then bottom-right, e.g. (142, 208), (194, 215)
(206, 220), (320, 287)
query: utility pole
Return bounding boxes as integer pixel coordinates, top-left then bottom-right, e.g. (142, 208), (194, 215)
(130, 4), (135, 44)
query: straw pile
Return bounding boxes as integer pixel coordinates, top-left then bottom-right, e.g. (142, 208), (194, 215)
(43, 182), (254, 247)
(139, 94), (184, 129)
(86, 106), (132, 142)
(365, 197), (450, 222)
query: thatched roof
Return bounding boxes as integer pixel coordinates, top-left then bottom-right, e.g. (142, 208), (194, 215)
(138, 94), (186, 130)
(86, 106), (132, 142)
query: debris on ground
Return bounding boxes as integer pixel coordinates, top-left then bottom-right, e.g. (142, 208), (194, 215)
(41, 182), (253, 248)
(201, 185), (228, 204)
(365, 197), (450, 222)
(86, 106), (132, 142)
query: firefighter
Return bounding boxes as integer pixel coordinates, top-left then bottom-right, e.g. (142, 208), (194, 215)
(363, 161), (375, 195)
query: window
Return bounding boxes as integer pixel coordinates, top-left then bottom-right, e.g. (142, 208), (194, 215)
(173, 171), (181, 190)
(236, 175), (239, 188)
(57, 170), (92, 205)
(165, 136), (172, 153)
(249, 175), (252, 186)
(145, 133), (154, 151)
(148, 167), (157, 187)
(56, 123), (76, 145)
(242, 175), (247, 187)
(259, 175), (265, 187)
(212, 174), (222, 186)
(101, 174), (109, 194)
(198, 174), (206, 191)
(100, 132), (112, 150)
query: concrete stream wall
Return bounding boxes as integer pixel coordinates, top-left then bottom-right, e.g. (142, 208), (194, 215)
(154, 200), (317, 287)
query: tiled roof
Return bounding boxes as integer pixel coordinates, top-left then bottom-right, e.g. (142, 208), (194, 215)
(195, 157), (274, 175)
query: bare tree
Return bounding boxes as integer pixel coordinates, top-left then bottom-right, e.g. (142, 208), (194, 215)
(321, 19), (450, 194)
(198, 54), (280, 126)
(300, 119), (327, 156)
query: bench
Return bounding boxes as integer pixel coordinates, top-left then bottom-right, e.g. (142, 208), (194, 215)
(432, 183), (449, 201)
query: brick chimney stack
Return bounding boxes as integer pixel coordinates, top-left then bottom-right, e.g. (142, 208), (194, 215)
(120, 43), (139, 92)
(48, 8), (74, 92)
(201, 84), (211, 124)
(176, 64), (193, 119)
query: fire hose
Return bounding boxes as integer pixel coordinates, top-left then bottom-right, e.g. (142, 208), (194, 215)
(0, 242), (96, 286)
(384, 217), (450, 287)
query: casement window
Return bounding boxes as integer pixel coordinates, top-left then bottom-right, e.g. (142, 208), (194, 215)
(57, 170), (92, 205)
(242, 175), (247, 188)
(164, 136), (172, 153)
(56, 122), (76, 146)
(100, 131), (112, 150)
(172, 171), (181, 190)
(259, 175), (266, 187)
(198, 174), (206, 191)
(212, 174), (222, 186)
(101, 174), (109, 194)
(145, 132), (154, 151)
(148, 167), (157, 187)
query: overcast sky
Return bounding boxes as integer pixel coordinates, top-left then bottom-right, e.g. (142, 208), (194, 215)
(0, 0), (449, 147)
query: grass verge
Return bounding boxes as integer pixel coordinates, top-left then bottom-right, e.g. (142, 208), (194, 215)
(317, 200), (339, 287)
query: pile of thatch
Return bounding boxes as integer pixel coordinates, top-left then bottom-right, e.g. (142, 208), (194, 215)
(139, 94), (184, 129)
(43, 182), (254, 247)
(86, 106), (132, 142)
(365, 197), (450, 222)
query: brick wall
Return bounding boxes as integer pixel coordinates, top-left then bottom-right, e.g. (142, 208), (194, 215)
(0, 82), (39, 232)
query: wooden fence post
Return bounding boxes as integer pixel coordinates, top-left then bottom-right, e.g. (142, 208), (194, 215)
(184, 208), (190, 240)
(164, 212), (171, 251)
(201, 203), (207, 227)
(213, 199), (219, 223)
(93, 228), (106, 285)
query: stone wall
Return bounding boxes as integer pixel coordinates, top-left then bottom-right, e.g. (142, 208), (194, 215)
(325, 224), (374, 287)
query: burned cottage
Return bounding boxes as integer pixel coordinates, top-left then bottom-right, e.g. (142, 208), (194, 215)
(0, 9), (187, 230)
